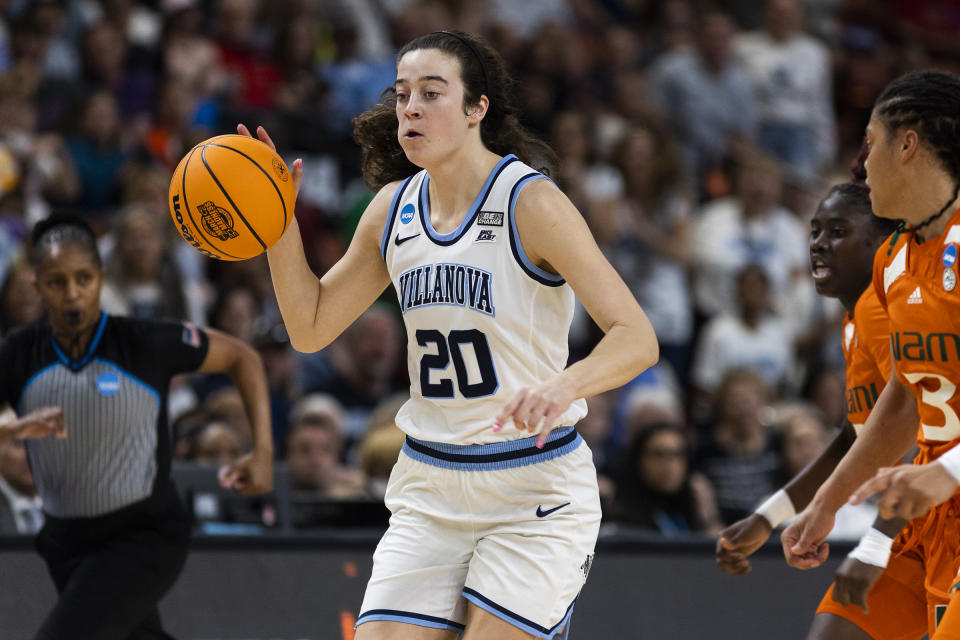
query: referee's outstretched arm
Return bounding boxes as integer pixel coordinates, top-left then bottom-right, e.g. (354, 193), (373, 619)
(196, 328), (274, 495)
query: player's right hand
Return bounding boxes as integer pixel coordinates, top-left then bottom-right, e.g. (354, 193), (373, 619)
(236, 123), (304, 198)
(832, 556), (883, 612)
(715, 514), (773, 576)
(781, 506), (833, 569)
(12, 406), (66, 440)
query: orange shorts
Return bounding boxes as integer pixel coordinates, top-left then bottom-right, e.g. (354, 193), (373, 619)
(815, 497), (960, 639)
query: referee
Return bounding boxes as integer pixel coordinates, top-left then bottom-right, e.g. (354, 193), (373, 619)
(0, 214), (273, 640)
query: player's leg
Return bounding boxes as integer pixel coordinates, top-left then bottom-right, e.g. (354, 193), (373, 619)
(461, 602), (547, 640)
(806, 546), (927, 640)
(34, 524), (189, 640)
(355, 621), (459, 640)
(355, 452), (472, 638)
(461, 442), (601, 640)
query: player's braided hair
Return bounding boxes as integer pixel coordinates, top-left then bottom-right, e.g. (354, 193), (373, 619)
(352, 30), (557, 191)
(874, 69), (960, 235)
(30, 213), (101, 268)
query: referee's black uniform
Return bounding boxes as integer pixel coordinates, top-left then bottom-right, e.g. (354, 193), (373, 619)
(0, 312), (210, 640)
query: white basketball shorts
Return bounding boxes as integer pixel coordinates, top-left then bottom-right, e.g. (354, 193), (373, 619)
(356, 427), (601, 638)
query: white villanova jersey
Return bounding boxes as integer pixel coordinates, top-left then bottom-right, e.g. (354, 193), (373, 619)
(381, 154), (587, 444)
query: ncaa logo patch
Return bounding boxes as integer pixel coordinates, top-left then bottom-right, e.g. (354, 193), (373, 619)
(96, 372), (120, 396)
(400, 203), (416, 224)
(944, 244), (957, 268)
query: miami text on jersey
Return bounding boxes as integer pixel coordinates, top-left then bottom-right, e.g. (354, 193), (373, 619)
(892, 331), (960, 362)
(398, 262), (495, 316)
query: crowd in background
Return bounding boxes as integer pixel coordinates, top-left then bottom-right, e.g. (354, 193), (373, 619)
(0, 0), (957, 537)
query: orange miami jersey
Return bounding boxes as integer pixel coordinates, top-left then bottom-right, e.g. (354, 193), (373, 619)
(874, 211), (960, 463)
(844, 285), (892, 433)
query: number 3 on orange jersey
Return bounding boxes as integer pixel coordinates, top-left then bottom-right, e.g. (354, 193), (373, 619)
(903, 372), (960, 441)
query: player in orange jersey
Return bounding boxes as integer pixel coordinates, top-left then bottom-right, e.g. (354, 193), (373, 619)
(716, 181), (921, 639)
(785, 69), (960, 639)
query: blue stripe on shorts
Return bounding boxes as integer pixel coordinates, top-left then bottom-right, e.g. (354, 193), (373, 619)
(401, 427), (582, 471)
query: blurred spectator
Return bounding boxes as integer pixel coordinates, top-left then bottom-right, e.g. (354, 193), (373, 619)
(298, 304), (405, 445)
(286, 393), (366, 497)
(191, 418), (244, 468)
(695, 368), (783, 524)
(64, 89), (131, 216)
(358, 422), (405, 499)
(253, 322), (299, 448)
(736, 0), (835, 178)
(208, 283), (261, 345)
(0, 259), (41, 335)
(649, 9), (756, 195)
(0, 413), (43, 534)
(608, 422), (721, 537)
(692, 150), (808, 319)
(216, 0), (281, 110)
(160, 1), (225, 133)
(100, 206), (202, 324)
(592, 123), (694, 384)
(691, 265), (793, 398)
(548, 110), (621, 215)
(80, 20), (155, 120)
(777, 403), (876, 539)
(319, 15), (394, 135)
(144, 76), (208, 170)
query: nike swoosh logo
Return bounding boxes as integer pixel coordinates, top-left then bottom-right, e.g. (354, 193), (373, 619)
(395, 233), (420, 246)
(536, 503), (570, 518)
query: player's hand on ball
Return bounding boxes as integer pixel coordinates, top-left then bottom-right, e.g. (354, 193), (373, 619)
(10, 406), (66, 440)
(832, 556), (883, 612)
(851, 464), (959, 520)
(716, 513), (773, 576)
(493, 378), (577, 448)
(781, 507), (833, 569)
(236, 123), (304, 197)
(219, 450), (273, 496)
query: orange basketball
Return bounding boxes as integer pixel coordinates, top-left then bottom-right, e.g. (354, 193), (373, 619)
(168, 134), (295, 261)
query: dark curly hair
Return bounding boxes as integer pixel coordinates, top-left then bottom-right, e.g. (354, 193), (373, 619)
(351, 30), (557, 191)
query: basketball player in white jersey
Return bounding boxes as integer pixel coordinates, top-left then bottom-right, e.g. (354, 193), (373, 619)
(239, 30), (658, 640)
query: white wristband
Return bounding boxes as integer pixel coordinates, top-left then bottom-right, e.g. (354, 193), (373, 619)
(937, 446), (960, 483)
(755, 489), (796, 528)
(848, 527), (895, 568)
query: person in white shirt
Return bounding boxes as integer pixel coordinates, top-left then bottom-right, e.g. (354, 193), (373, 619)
(736, 0), (835, 178)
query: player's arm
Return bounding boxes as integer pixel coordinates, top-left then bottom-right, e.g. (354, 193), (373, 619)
(197, 328), (273, 495)
(239, 124), (393, 353)
(831, 514), (908, 611)
(0, 405), (66, 445)
(781, 368), (918, 569)
(716, 421), (857, 576)
(493, 178), (659, 446)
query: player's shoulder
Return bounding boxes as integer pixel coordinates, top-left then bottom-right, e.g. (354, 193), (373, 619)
(854, 285), (888, 334)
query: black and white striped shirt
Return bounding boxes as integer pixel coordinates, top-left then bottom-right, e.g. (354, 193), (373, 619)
(0, 314), (208, 519)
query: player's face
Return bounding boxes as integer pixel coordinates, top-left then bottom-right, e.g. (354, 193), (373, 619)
(395, 48), (473, 167)
(34, 242), (103, 336)
(809, 193), (877, 302)
(863, 115), (903, 221)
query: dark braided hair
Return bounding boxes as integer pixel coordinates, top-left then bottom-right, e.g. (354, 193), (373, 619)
(352, 30), (557, 191)
(873, 70), (960, 235)
(31, 213), (101, 269)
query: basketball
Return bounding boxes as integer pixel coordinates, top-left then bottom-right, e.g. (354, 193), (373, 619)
(168, 134), (295, 261)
